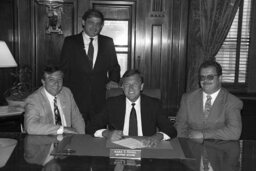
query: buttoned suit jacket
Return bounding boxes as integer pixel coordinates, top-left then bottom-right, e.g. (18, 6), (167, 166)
(87, 94), (177, 138)
(24, 86), (85, 135)
(60, 33), (120, 121)
(175, 88), (243, 140)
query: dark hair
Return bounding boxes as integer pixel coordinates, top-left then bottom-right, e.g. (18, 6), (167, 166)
(120, 69), (144, 85)
(42, 65), (63, 80)
(82, 9), (104, 24)
(199, 60), (222, 76)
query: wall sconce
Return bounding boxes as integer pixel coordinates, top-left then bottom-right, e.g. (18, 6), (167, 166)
(36, 0), (64, 34)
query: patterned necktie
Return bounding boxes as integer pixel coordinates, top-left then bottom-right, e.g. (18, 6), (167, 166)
(204, 95), (212, 118)
(202, 147), (210, 171)
(129, 103), (138, 136)
(54, 97), (62, 125)
(88, 38), (94, 69)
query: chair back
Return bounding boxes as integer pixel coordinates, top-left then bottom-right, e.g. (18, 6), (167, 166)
(106, 88), (161, 99)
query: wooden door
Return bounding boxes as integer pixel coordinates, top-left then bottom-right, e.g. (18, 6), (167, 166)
(91, 0), (188, 115)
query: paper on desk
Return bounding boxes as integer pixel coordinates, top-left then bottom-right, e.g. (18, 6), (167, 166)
(113, 138), (147, 149)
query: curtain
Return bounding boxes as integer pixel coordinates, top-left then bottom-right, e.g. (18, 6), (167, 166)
(186, 0), (241, 92)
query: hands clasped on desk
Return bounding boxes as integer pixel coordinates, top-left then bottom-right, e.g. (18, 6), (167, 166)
(102, 130), (163, 148)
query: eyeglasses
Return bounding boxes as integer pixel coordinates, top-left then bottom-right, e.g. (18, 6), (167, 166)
(199, 74), (218, 81)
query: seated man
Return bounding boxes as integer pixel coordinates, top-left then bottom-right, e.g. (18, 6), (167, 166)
(175, 60), (243, 140)
(24, 65), (85, 135)
(87, 69), (177, 142)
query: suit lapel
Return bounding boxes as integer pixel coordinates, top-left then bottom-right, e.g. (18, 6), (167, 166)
(140, 95), (148, 134)
(40, 88), (54, 124)
(93, 35), (105, 72)
(210, 89), (224, 118)
(58, 90), (71, 126)
(77, 33), (93, 72)
(193, 90), (204, 116)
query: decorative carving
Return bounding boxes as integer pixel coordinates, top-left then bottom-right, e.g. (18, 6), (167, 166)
(150, 0), (165, 18)
(36, 0), (63, 34)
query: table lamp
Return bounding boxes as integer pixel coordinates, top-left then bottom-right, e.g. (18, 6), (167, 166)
(0, 41), (17, 68)
(0, 41), (18, 106)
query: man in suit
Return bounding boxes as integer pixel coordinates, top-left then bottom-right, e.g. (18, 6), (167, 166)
(24, 65), (85, 135)
(60, 9), (120, 124)
(87, 69), (177, 142)
(175, 60), (243, 140)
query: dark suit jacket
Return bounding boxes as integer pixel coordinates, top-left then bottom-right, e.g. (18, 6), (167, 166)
(175, 88), (243, 140)
(87, 94), (177, 138)
(60, 33), (120, 121)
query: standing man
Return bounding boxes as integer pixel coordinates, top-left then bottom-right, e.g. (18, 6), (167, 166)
(24, 65), (85, 135)
(60, 9), (120, 124)
(87, 69), (177, 142)
(175, 60), (243, 140)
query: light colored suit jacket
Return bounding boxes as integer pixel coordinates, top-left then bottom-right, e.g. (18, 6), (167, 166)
(175, 88), (242, 140)
(24, 86), (85, 135)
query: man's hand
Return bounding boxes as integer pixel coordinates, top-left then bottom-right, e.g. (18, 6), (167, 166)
(63, 127), (78, 134)
(141, 133), (163, 148)
(102, 130), (123, 141)
(106, 81), (119, 90)
(188, 130), (204, 143)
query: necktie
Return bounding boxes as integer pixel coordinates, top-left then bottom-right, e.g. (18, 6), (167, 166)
(202, 146), (210, 171)
(88, 38), (94, 69)
(204, 95), (212, 118)
(129, 103), (138, 136)
(54, 97), (62, 125)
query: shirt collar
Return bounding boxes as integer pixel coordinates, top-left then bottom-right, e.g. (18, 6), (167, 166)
(126, 96), (141, 106)
(82, 31), (98, 41)
(203, 88), (221, 99)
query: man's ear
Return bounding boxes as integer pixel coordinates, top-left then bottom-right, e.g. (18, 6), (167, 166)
(219, 75), (222, 83)
(82, 20), (85, 27)
(41, 79), (45, 86)
(140, 83), (144, 91)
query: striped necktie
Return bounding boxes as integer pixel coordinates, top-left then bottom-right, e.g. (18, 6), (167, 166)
(88, 38), (94, 69)
(204, 95), (212, 118)
(54, 97), (62, 125)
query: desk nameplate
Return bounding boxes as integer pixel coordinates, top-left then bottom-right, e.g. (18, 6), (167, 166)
(110, 149), (141, 160)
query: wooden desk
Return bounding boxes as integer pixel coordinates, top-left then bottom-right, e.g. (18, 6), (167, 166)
(0, 132), (255, 171)
(0, 106), (24, 132)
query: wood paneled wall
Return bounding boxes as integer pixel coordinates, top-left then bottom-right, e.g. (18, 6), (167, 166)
(0, 0), (188, 115)
(0, 0), (17, 104)
(134, 0), (188, 114)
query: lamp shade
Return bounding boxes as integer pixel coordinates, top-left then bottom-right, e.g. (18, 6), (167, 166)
(0, 41), (17, 68)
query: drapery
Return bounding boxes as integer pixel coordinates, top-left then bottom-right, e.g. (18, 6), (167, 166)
(186, 0), (241, 92)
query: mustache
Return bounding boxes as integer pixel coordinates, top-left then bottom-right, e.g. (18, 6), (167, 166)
(202, 82), (212, 85)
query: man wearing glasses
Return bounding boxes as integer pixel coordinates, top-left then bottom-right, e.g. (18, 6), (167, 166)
(175, 60), (242, 140)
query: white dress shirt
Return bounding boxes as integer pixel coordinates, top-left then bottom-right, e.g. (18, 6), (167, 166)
(123, 97), (143, 136)
(94, 96), (169, 140)
(44, 89), (67, 134)
(82, 31), (98, 68)
(202, 89), (221, 110)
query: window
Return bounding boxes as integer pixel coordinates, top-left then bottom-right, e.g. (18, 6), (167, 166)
(101, 20), (129, 76)
(216, 0), (252, 86)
